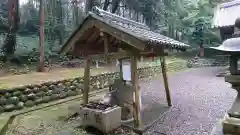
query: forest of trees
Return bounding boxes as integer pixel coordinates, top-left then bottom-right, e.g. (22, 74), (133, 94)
(0, 0), (226, 65)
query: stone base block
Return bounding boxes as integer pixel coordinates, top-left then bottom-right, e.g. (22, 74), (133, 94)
(79, 103), (121, 134)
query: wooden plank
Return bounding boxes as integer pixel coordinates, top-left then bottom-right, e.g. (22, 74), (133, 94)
(113, 51), (129, 59)
(119, 59), (123, 80)
(103, 32), (109, 63)
(83, 55), (91, 104)
(160, 57), (172, 107)
(95, 20), (146, 51)
(60, 19), (95, 55)
(131, 55), (142, 128)
(86, 28), (100, 42)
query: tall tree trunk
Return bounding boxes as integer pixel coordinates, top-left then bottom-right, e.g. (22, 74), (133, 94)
(128, 8), (132, 19)
(122, 4), (125, 17)
(57, 0), (64, 45)
(85, 0), (93, 13)
(111, 0), (121, 13)
(199, 43), (204, 57)
(103, 0), (110, 10)
(85, 0), (100, 13)
(1, 0), (19, 62)
(136, 12), (139, 22)
(74, 0), (79, 26)
(38, 0), (45, 72)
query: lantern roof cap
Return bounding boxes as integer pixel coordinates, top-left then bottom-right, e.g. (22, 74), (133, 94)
(210, 37), (240, 52)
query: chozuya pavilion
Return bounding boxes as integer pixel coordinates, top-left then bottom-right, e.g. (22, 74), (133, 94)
(60, 6), (189, 134)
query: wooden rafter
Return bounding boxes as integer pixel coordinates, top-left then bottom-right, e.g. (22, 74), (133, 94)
(60, 19), (95, 54)
(94, 20), (146, 51)
(103, 32), (109, 63)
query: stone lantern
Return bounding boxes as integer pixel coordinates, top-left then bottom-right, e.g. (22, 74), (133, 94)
(210, 18), (240, 134)
(211, 17), (240, 88)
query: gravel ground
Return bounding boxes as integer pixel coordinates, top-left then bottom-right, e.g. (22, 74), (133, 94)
(140, 67), (237, 135)
(5, 67), (236, 135)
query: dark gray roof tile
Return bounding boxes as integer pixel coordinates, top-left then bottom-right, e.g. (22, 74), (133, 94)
(91, 7), (189, 48)
(61, 6), (189, 54)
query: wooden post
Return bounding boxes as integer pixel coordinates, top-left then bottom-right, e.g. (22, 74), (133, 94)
(140, 56), (143, 62)
(131, 55), (142, 128)
(119, 58), (123, 80)
(103, 32), (109, 63)
(38, 0), (45, 72)
(83, 55), (90, 104)
(160, 57), (172, 106)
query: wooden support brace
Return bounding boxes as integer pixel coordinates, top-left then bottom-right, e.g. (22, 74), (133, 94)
(103, 32), (109, 63)
(160, 57), (172, 107)
(83, 55), (90, 104)
(131, 55), (142, 128)
(119, 58), (123, 80)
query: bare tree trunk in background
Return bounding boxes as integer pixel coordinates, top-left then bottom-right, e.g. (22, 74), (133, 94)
(122, 4), (125, 17)
(136, 12), (139, 22)
(103, 0), (110, 10)
(57, 0), (64, 45)
(85, 0), (93, 13)
(85, 0), (101, 13)
(128, 8), (132, 19)
(1, 0), (19, 61)
(199, 43), (204, 57)
(38, 0), (45, 72)
(74, 0), (79, 26)
(111, 0), (121, 13)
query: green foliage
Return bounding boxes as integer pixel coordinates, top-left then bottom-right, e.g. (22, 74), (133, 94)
(0, 0), (223, 61)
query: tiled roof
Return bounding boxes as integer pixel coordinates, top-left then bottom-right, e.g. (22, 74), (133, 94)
(92, 7), (189, 48)
(212, 0), (240, 28)
(61, 7), (189, 54)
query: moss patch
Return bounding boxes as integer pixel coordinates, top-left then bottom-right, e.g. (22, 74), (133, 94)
(3, 91), (106, 135)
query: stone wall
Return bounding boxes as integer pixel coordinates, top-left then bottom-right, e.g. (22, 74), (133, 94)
(187, 57), (229, 68)
(0, 61), (187, 113)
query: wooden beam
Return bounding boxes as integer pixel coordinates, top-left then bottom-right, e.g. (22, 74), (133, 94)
(131, 55), (142, 128)
(60, 19), (94, 55)
(83, 55), (90, 104)
(103, 32), (109, 63)
(119, 59), (123, 80)
(160, 57), (172, 107)
(86, 28), (100, 42)
(95, 21), (146, 51)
